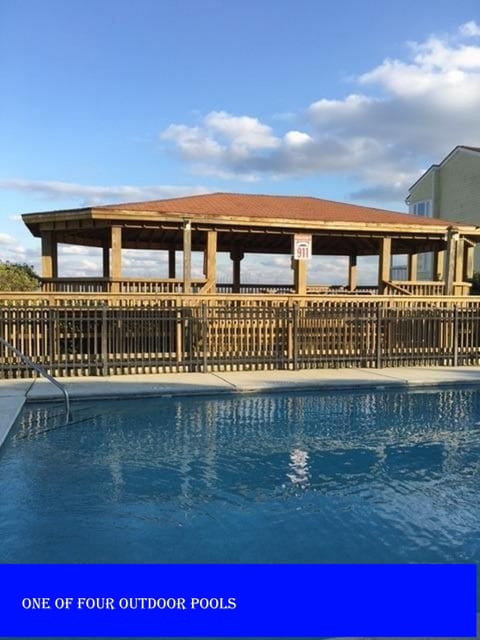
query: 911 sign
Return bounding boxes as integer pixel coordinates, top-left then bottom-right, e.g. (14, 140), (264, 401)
(293, 234), (312, 260)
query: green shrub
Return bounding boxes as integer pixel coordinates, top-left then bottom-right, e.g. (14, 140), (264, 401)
(0, 261), (40, 291)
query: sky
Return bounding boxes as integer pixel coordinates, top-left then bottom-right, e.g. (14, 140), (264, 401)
(1, 0), (480, 284)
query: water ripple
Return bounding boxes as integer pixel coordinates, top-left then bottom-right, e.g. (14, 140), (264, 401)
(0, 387), (480, 566)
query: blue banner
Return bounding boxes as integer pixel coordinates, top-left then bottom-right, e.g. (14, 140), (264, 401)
(0, 564), (476, 637)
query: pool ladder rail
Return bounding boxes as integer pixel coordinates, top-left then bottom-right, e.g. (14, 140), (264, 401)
(0, 337), (71, 423)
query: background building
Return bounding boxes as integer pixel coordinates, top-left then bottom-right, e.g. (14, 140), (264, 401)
(406, 146), (480, 276)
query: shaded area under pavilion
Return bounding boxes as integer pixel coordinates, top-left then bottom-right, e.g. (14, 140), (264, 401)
(21, 192), (480, 296)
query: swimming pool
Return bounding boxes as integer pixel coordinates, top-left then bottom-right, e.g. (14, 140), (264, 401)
(1, 387), (479, 566)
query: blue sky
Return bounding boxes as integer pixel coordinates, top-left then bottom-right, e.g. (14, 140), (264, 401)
(1, 0), (480, 282)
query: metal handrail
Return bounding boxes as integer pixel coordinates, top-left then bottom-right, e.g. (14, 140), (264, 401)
(0, 337), (70, 422)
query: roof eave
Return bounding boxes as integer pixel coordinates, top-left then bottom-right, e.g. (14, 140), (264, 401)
(23, 207), (480, 237)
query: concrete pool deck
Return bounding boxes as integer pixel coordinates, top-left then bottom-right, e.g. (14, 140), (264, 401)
(3, 365), (480, 444)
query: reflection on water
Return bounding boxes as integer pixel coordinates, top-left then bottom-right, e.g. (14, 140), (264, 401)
(287, 449), (310, 488)
(1, 388), (480, 565)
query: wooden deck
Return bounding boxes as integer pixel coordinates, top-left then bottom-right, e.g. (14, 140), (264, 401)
(1, 293), (480, 378)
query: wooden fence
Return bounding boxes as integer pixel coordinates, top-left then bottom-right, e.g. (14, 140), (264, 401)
(2, 295), (480, 377)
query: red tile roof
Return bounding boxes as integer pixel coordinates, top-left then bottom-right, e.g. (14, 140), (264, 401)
(97, 192), (453, 227)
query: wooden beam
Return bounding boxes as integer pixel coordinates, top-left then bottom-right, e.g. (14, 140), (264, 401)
(433, 250), (444, 282)
(168, 249), (176, 279)
(204, 231), (217, 291)
(348, 255), (357, 291)
(293, 259), (308, 295)
(89, 207), (478, 237)
(445, 227), (458, 295)
(408, 253), (417, 281)
(183, 221), (192, 294)
(41, 231), (58, 279)
(378, 237), (391, 294)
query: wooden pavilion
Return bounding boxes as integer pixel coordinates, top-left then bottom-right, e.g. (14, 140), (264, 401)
(22, 192), (480, 297)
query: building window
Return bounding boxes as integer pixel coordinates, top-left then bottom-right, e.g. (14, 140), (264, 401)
(410, 200), (432, 217)
(408, 200), (434, 278)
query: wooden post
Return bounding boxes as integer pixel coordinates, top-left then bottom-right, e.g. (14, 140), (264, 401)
(433, 250), (444, 282)
(204, 231), (217, 292)
(293, 259), (308, 296)
(168, 249), (176, 279)
(111, 226), (122, 293)
(102, 240), (110, 278)
(41, 231), (58, 279)
(348, 255), (357, 291)
(464, 244), (474, 280)
(454, 237), (465, 295)
(445, 227), (458, 295)
(183, 221), (192, 294)
(408, 253), (418, 282)
(378, 237), (391, 294)
(230, 248), (244, 293)
(51, 236), (58, 279)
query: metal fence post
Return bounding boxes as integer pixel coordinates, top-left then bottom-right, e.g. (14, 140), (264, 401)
(376, 303), (382, 369)
(101, 305), (108, 376)
(293, 303), (299, 371)
(453, 305), (459, 367)
(202, 303), (208, 373)
(175, 308), (183, 370)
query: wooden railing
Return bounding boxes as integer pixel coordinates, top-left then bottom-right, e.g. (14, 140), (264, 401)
(1, 292), (479, 308)
(385, 281), (446, 296)
(41, 278), (472, 296)
(196, 283), (379, 295)
(41, 278), (109, 293)
(217, 283), (294, 294)
(2, 295), (480, 378)
(385, 281), (471, 296)
(41, 278), (207, 294)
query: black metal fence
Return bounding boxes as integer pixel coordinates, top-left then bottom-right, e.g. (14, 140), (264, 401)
(2, 302), (480, 378)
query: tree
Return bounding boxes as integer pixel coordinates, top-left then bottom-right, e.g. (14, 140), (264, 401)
(0, 261), (40, 291)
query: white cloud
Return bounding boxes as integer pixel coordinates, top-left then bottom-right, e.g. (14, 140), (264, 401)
(161, 111), (281, 179)
(238, 254), (377, 286)
(58, 244), (94, 256)
(284, 131), (313, 147)
(0, 234), (38, 269)
(160, 125), (224, 160)
(0, 233), (15, 246)
(459, 20), (480, 38)
(78, 258), (101, 274)
(204, 111), (280, 152)
(160, 22), (480, 205)
(0, 180), (212, 206)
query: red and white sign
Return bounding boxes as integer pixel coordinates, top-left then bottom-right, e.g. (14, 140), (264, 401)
(293, 234), (312, 260)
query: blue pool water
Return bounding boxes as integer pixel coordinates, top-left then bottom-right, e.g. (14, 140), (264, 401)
(1, 387), (480, 565)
